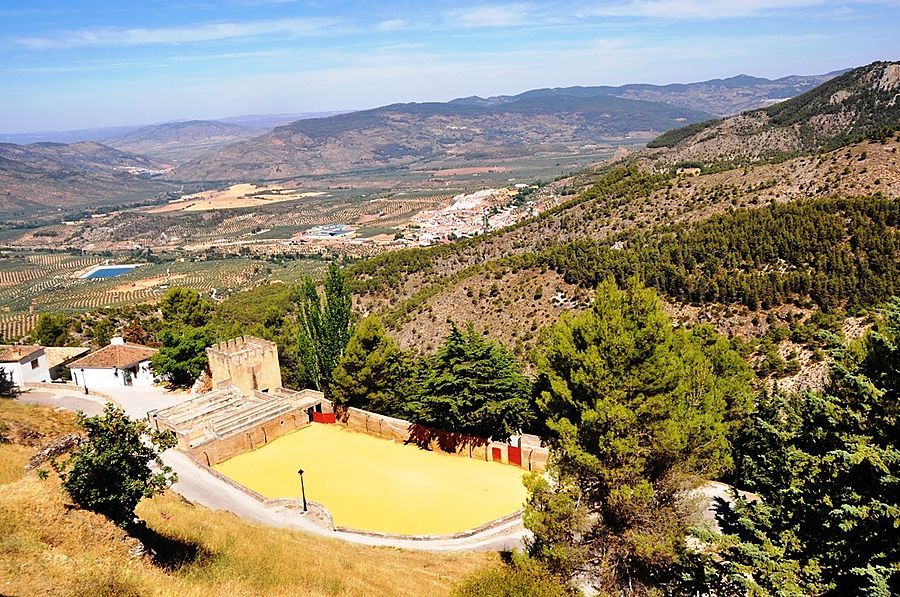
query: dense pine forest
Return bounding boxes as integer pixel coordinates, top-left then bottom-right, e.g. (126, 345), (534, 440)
(542, 195), (899, 310)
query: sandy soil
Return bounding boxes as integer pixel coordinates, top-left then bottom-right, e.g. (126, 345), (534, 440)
(214, 424), (526, 535)
(148, 183), (324, 213)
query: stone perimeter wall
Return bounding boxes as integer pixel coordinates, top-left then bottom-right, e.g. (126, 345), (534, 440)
(339, 407), (549, 473)
(187, 405), (312, 466)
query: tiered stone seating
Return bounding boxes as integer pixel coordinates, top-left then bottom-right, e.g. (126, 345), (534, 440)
(212, 400), (294, 438)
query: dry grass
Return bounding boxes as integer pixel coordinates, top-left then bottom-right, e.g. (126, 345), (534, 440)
(0, 444), (33, 484)
(0, 398), (80, 442)
(0, 475), (495, 596)
(0, 400), (496, 596)
(0, 399), (80, 485)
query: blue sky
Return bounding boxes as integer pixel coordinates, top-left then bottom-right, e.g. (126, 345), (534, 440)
(1, 1), (898, 133)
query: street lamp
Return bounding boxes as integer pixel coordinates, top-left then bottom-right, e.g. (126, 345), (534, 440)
(297, 468), (308, 512)
(80, 368), (88, 395)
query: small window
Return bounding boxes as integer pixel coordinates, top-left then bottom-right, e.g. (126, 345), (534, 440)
(30, 359), (39, 369)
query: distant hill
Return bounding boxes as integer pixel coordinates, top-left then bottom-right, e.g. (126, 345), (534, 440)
(103, 120), (261, 165)
(217, 111), (351, 130)
(171, 95), (713, 181)
(0, 141), (174, 221)
(646, 61), (900, 164)
(451, 70), (846, 116)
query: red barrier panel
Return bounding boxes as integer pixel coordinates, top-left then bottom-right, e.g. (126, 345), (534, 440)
(492, 446), (503, 462)
(313, 411), (336, 424)
(507, 446), (522, 466)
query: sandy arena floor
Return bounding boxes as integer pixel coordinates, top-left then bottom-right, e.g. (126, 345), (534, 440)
(214, 424), (527, 535)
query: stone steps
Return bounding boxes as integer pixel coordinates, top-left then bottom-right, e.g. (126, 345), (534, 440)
(212, 401), (294, 437)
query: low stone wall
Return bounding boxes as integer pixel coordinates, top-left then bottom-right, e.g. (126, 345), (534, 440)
(188, 452), (334, 530)
(188, 405), (310, 466)
(23, 381), (112, 402)
(333, 508), (525, 542)
(337, 406), (550, 473)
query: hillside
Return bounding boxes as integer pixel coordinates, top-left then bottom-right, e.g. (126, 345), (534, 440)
(350, 133), (900, 392)
(170, 95), (712, 182)
(457, 70), (843, 117)
(0, 141), (176, 221)
(104, 120), (261, 164)
(647, 61), (900, 164)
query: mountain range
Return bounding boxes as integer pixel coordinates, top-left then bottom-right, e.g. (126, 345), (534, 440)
(0, 66), (857, 217)
(0, 141), (173, 221)
(452, 70), (845, 116)
(348, 60), (899, 358)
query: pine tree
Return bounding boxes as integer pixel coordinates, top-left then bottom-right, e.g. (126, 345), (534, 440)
(720, 297), (900, 594)
(420, 322), (533, 438)
(527, 278), (751, 592)
(0, 368), (19, 399)
(331, 316), (412, 417)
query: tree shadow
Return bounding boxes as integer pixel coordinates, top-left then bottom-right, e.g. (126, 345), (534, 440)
(407, 423), (486, 454)
(129, 521), (213, 571)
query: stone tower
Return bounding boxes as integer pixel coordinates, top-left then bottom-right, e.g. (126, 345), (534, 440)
(206, 336), (282, 396)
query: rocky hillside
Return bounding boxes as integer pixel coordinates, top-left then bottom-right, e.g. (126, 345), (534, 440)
(647, 61), (900, 164)
(0, 141), (174, 221)
(170, 95), (712, 182)
(104, 120), (260, 165)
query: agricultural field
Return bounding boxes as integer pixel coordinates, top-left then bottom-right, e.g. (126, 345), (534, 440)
(0, 250), (327, 340)
(148, 183), (327, 213)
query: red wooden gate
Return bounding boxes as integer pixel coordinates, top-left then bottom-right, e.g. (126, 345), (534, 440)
(491, 446), (503, 462)
(507, 446), (522, 466)
(312, 412), (336, 424)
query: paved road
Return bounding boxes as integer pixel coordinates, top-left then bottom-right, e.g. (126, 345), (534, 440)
(17, 383), (528, 552)
(17, 388), (105, 417)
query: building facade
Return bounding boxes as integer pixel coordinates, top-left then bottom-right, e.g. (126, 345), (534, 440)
(0, 345), (51, 386)
(69, 337), (158, 389)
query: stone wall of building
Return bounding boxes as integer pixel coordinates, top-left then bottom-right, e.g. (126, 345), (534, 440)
(206, 336), (282, 396)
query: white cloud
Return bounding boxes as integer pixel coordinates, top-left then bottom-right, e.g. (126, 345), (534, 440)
(14, 17), (343, 49)
(445, 3), (534, 28)
(376, 19), (409, 31)
(580, 0), (826, 19)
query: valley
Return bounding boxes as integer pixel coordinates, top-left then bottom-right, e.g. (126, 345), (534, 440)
(2, 51), (899, 596)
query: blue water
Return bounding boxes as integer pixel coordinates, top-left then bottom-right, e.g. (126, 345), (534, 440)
(84, 266), (139, 279)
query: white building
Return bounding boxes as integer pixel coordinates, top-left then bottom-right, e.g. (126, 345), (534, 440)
(70, 337), (158, 389)
(0, 345), (51, 386)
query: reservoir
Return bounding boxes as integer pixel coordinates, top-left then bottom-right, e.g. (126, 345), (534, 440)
(81, 264), (141, 279)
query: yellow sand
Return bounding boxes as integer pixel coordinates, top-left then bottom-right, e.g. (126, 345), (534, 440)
(214, 424), (527, 535)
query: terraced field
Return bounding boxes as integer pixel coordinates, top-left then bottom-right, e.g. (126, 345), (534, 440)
(0, 251), (326, 340)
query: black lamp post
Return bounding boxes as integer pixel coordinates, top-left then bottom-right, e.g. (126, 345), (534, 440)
(297, 468), (308, 512)
(80, 368), (88, 395)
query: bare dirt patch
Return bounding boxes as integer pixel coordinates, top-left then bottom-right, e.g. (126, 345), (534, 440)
(148, 183), (325, 213)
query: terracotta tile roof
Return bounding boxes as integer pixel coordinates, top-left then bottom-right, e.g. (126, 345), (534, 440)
(70, 343), (157, 369)
(0, 344), (43, 362)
